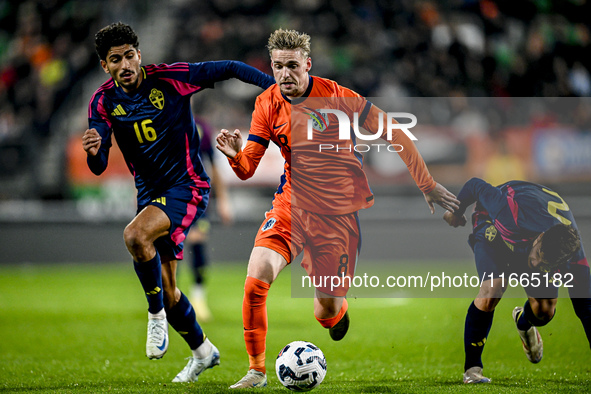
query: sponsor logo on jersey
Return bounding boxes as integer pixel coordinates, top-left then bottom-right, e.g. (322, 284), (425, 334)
(485, 225), (497, 242)
(110, 104), (127, 116)
(149, 88), (165, 110)
(262, 218), (276, 232)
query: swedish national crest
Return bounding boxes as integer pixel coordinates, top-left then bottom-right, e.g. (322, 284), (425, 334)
(485, 225), (497, 242)
(149, 88), (164, 110)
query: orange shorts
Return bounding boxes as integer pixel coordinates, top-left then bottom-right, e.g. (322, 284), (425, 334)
(254, 204), (360, 296)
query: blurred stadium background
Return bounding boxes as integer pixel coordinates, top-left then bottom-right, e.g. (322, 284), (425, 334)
(0, 0), (590, 265)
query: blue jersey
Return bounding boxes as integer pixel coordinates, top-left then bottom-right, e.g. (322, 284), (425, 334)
(457, 178), (587, 267)
(87, 61), (274, 206)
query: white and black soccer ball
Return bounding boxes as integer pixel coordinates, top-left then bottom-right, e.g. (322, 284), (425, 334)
(275, 341), (327, 391)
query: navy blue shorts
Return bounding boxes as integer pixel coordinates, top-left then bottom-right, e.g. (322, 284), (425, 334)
(138, 185), (210, 260)
(469, 218), (559, 298)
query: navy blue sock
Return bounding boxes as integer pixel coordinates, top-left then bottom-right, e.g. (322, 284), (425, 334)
(516, 301), (533, 331)
(133, 254), (164, 314)
(166, 292), (205, 350)
(464, 301), (494, 371)
(192, 243), (206, 285)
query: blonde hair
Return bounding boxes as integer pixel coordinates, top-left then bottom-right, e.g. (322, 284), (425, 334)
(267, 29), (311, 59)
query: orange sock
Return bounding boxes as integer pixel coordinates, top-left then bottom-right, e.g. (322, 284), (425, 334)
(243, 276), (270, 373)
(316, 298), (348, 328)
(248, 353), (266, 374)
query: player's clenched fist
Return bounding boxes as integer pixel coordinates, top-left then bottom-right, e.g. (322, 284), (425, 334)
(82, 128), (101, 157)
(443, 210), (467, 227)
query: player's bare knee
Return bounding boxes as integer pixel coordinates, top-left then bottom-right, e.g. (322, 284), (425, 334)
(123, 224), (151, 259)
(246, 247), (286, 284)
(123, 223), (140, 248)
(246, 261), (277, 284)
(474, 297), (500, 312)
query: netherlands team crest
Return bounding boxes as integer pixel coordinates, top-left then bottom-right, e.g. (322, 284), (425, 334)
(149, 88), (164, 110)
(305, 108), (330, 132)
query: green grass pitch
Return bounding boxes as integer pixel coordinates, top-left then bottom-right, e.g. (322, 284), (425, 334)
(1, 261), (590, 393)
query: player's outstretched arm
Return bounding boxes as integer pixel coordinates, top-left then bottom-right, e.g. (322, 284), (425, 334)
(362, 106), (458, 213)
(424, 182), (461, 214)
(216, 129), (243, 159)
(203, 61), (274, 90)
(443, 210), (467, 227)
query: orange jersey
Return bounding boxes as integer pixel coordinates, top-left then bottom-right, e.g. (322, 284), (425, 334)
(227, 75), (436, 215)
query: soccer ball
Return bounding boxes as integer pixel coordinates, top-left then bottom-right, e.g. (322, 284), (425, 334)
(275, 341), (327, 391)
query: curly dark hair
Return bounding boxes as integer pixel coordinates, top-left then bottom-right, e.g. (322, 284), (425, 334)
(540, 224), (581, 268)
(95, 22), (139, 61)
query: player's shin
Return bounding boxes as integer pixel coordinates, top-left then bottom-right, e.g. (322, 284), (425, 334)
(316, 298), (349, 341)
(464, 301), (494, 371)
(166, 291), (205, 350)
(243, 276), (270, 373)
(133, 253), (165, 314)
(315, 298), (348, 327)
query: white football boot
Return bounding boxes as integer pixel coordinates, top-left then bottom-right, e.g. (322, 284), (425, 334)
(513, 306), (543, 363)
(229, 369), (267, 389)
(146, 312), (168, 360)
(463, 366), (491, 384)
(172, 339), (220, 382)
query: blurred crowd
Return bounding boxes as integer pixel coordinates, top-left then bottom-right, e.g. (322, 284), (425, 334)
(0, 0), (150, 179)
(168, 0), (591, 187)
(168, 0), (591, 98)
(1, 1), (98, 143)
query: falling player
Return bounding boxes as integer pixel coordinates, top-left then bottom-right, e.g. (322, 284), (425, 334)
(443, 177), (590, 383)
